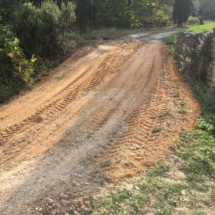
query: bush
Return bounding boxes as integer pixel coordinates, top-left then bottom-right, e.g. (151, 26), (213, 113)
(0, 25), (36, 102)
(12, 0), (76, 59)
(187, 16), (199, 25)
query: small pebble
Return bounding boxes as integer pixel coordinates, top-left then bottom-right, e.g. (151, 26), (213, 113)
(46, 198), (54, 204)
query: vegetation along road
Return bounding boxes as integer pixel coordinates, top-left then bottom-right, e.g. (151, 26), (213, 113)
(0, 31), (201, 214)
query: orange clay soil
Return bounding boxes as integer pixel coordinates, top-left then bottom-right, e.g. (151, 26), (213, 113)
(96, 50), (200, 181)
(0, 42), (200, 215)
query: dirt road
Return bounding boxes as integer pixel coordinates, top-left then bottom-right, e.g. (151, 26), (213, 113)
(0, 36), (200, 214)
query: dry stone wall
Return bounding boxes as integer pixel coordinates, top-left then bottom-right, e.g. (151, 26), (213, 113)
(175, 28), (215, 88)
(175, 32), (206, 54)
(207, 29), (215, 88)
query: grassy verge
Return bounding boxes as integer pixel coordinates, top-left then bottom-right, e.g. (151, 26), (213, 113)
(185, 22), (215, 33)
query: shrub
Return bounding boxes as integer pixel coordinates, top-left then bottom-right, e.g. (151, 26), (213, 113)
(0, 25), (36, 102)
(12, 0), (76, 59)
(187, 16), (199, 26)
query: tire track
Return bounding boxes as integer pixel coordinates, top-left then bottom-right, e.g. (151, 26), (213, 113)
(99, 85), (168, 178)
(80, 46), (156, 131)
(96, 47), (198, 181)
(96, 64), (171, 179)
(0, 44), (141, 172)
(0, 66), (92, 142)
(0, 45), (138, 143)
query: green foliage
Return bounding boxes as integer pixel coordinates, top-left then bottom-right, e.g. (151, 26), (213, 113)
(93, 0), (174, 28)
(93, 0), (136, 28)
(12, 0), (76, 59)
(0, 0), (23, 24)
(163, 32), (179, 44)
(132, 0), (171, 24)
(196, 117), (214, 133)
(0, 25), (36, 102)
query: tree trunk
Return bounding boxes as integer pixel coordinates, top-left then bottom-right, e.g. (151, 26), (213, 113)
(199, 16), (204, 25)
(198, 8), (205, 25)
(76, 0), (90, 32)
(177, 21), (182, 28)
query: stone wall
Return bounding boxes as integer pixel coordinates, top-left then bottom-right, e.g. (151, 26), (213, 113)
(175, 32), (206, 55)
(175, 28), (215, 88)
(207, 29), (215, 88)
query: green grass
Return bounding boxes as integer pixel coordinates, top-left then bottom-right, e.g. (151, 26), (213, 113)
(173, 85), (215, 184)
(185, 22), (215, 33)
(76, 178), (190, 215)
(75, 149), (213, 214)
(177, 130), (215, 182)
(148, 162), (170, 177)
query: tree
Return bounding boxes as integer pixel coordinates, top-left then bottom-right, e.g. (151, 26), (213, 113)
(93, 0), (174, 28)
(93, 0), (132, 27)
(195, 0), (215, 24)
(0, 0), (23, 23)
(12, 1), (76, 58)
(205, 6), (215, 20)
(173, 0), (193, 27)
(132, 0), (174, 25)
(73, 0), (90, 32)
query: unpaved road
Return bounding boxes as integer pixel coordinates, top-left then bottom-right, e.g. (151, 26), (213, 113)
(0, 33), (200, 214)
